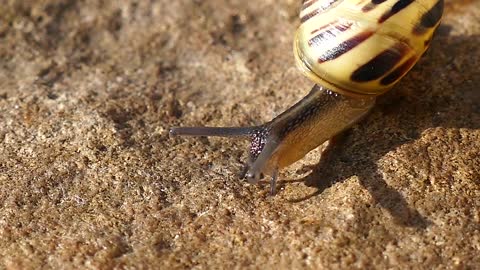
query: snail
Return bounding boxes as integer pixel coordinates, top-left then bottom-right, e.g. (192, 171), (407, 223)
(170, 0), (444, 194)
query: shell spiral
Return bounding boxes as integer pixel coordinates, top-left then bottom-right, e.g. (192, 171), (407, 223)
(295, 0), (444, 96)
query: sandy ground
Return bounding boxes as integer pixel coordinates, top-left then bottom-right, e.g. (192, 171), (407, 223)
(0, 0), (479, 269)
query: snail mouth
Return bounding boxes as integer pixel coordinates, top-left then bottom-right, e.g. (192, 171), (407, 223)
(242, 169), (265, 184)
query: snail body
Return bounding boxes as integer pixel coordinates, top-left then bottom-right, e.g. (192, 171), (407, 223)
(171, 0), (444, 193)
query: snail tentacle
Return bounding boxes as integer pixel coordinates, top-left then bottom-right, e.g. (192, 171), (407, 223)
(170, 126), (255, 137)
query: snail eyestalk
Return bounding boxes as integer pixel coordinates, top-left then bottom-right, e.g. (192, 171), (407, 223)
(170, 126), (255, 137)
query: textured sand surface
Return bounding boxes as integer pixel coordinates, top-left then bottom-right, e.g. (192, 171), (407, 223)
(0, 0), (479, 269)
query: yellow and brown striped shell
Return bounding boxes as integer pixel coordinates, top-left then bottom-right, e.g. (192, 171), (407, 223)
(295, 0), (444, 97)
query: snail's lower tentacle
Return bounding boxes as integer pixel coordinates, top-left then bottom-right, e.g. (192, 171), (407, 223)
(270, 168), (279, 196)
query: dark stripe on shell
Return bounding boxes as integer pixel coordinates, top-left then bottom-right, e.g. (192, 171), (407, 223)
(318, 0), (342, 11)
(413, 0), (444, 35)
(351, 43), (410, 82)
(301, 0), (342, 23)
(420, 0), (444, 27)
(362, 4), (375, 12)
(318, 31), (374, 63)
(335, 22), (352, 31)
(380, 56), (417, 85)
(311, 20), (338, 34)
(301, 9), (319, 23)
(308, 22), (353, 47)
(378, 0), (414, 23)
(362, 0), (387, 12)
(302, 0), (318, 10)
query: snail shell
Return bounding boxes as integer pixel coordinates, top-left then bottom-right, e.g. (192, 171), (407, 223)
(296, 0), (444, 96)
